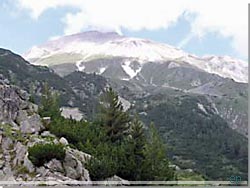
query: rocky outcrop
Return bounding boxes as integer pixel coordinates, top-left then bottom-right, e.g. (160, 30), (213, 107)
(0, 77), (92, 185)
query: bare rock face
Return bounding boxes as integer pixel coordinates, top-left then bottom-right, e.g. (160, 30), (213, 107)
(45, 159), (64, 173)
(13, 142), (27, 166)
(19, 114), (44, 134)
(23, 154), (35, 173)
(0, 84), (21, 124)
(63, 148), (91, 181)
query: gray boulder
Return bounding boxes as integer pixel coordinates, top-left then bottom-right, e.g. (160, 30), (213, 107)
(59, 137), (69, 146)
(23, 154), (35, 173)
(45, 159), (64, 173)
(13, 142), (27, 167)
(63, 148), (91, 180)
(20, 114), (44, 134)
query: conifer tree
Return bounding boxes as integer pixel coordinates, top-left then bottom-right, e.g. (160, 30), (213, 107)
(130, 115), (146, 180)
(130, 115), (146, 158)
(98, 87), (130, 142)
(38, 82), (61, 119)
(116, 115), (147, 180)
(142, 122), (175, 180)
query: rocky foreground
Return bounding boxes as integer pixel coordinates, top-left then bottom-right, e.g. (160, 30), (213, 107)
(0, 76), (128, 185)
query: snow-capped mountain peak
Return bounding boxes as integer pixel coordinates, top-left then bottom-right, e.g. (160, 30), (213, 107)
(24, 31), (248, 83)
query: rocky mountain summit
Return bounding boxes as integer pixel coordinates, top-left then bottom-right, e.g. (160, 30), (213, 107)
(0, 75), (100, 185)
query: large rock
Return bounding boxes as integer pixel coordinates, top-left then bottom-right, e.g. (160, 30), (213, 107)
(16, 110), (29, 125)
(36, 166), (50, 177)
(0, 85), (21, 123)
(45, 159), (64, 173)
(1, 137), (13, 150)
(59, 137), (69, 146)
(104, 175), (130, 185)
(20, 114), (44, 134)
(41, 131), (55, 138)
(13, 142), (27, 167)
(63, 148), (91, 181)
(23, 155), (35, 173)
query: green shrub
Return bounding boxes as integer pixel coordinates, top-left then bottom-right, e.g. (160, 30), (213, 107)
(28, 143), (65, 166)
(86, 155), (117, 181)
(85, 143), (118, 181)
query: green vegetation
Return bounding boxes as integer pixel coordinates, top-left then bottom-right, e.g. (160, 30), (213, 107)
(38, 82), (61, 119)
(15, 165), (30, 174)
(0, 124), (26, 142)
(38, 85), (175, 181)
(176, 171), (204, 181)
(136, 94), (248, 180)
(141, 123), (175, 181)
(98, 87), (131, 142)
(28, 143), (65, 167)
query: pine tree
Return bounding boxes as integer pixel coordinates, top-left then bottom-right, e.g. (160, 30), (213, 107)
(130, 115), (146, 157)
(38, 82), (61, 119)
(142, 122), (175, 181)
(98, 87), (130, 142)
(130, 115), (146, 180)
(116, 115), (147, 180)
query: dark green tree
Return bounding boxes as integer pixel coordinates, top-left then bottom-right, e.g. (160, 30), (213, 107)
(142, 122), (175, 181)
(85, 143), (118, 180)
(116, 115), (147, 180)
(38, 82), (61, 119)
(98, 87), (130, 142)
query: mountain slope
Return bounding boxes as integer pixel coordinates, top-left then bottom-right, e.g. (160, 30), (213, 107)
(22, 32), (248, 135)
(0, 48), (108, 119)
(24, 31), (248, 83)
(132, 93), (248, 180)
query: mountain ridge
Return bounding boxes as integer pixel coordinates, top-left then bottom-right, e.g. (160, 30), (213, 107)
(24, 31), (248, 83)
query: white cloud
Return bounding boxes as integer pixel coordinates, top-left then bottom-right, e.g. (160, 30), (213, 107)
(17, 0), (249, 58)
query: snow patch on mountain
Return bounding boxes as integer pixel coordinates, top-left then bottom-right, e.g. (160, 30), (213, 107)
(121, 61), (141, 79)
(76, 60), (85, 71)
(168, 62), (181, 69)
(181, 55), (248, 83)
(99, 67), (107, 74)
(197, 103), (208, 114)
(201, 55), (248, 83)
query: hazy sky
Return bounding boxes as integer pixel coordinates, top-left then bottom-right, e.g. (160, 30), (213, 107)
(0, 0), (248, 60)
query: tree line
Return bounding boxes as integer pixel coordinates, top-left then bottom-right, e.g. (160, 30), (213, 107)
(37, 84), (176, 181)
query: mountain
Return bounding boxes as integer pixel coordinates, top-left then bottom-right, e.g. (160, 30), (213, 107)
(0, 48), (108, 119)
(22, 32), (248, 137)
(0, 47), (248, 180)
(24, 31), (248, 83)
